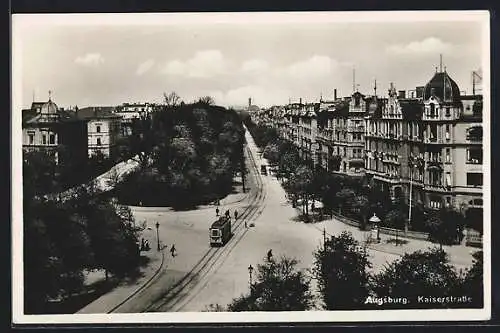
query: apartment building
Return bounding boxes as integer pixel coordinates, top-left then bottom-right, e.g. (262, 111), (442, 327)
(365, 68), (483, 219)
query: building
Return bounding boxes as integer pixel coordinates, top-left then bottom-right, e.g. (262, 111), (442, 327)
(75, 106), (122, 159)
(22, 97), (88, 166)
(114, 102), (154, 136)
(365, 67), (483, 220)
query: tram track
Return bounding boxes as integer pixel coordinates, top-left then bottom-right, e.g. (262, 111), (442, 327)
(108, 129), (266, 313)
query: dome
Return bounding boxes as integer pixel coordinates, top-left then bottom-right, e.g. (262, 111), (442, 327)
(423, 71), (461, 102)
(40, 99), (59, 114)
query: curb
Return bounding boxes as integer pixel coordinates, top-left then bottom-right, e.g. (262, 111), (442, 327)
(104, 249), (166, 313)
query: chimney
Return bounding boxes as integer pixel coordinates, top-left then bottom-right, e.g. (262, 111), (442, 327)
(334, 89), (337, 101)
(248, 98), (252, 107)
(299, 98), (302, 104)
(398, 90), (406, 99)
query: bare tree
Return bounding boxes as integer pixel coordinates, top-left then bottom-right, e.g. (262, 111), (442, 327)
(163, 91), (182, 108)
(198, 96), (215, 105)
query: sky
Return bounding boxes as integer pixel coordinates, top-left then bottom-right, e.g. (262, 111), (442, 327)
(13, 12), (486, 109)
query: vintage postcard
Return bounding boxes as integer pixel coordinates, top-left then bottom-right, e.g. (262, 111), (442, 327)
(12, 11), (490, 324)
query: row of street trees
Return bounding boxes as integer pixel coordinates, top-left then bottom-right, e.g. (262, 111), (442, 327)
(113, 93), (245, 209)
(23, 151), (142, 314)
(243, 119), (471, 246)
(208, 232), (482, 311)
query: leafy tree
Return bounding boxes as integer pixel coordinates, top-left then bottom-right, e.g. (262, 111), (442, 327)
(426, 208), (463, 247)
(349, 195), (370, 229)
(335, 188), (356, 215)
(462, 251), (483, 307)
(312, 231), (372, 310)
(228, 256), (314, 311)
(371, 248), (463, 308)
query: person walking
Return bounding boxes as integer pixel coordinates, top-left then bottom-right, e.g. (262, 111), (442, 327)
(234, 210), (239, 220)
(244, 220), (248, 228)
(170, 244), (176, 257)
(267, 249), (273, 262)
(225, 209), (230, 218)
(216, 207), (220, 217)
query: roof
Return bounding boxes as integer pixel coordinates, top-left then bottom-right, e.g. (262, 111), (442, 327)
(400, 99), (424, 120)
(76, 107), (121, 120)
(423, 71), (461, 102)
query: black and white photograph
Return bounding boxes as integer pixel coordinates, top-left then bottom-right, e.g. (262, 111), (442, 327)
(11, 11), (490, 324)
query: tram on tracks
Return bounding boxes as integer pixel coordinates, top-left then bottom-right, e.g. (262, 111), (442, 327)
(209, 216), (232, 247)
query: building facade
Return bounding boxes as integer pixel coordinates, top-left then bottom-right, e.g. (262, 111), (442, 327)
(22, 98), (88, 166)
(76, 107), (122, 159)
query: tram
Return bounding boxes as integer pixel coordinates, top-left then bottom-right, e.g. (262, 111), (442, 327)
(209, 216), (232, 247)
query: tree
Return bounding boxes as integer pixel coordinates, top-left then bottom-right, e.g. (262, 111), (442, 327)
(335, 188), (356, 215)
(163, 91), (182, 109)
(312, 231), (372, 310)
(462, 251), (483, 307)
(425, 208), (463, 247)
(384, 209), (407, 244)
(372, 248), (463, 308)
(227, 256), (314, 311)
(198, 96), (215, 105)
(289, 165), (314, 216)
(349, 195), (370, 230)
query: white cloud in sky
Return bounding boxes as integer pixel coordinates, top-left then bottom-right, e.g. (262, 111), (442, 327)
(285, 55), (342, 78)
(136, 59), (155, 76)
(161, 49), (227, 78)
(241, 59), (269, 73)
(74, 53), (104, 66)
(210, 85), (290, 107)
(386, 37), (453, 55)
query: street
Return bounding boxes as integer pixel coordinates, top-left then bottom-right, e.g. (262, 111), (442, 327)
(103, 128), (476, 313)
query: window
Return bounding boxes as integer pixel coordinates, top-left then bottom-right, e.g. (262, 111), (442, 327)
(445, 124), (450, 140)
(96, 125), (101, 133)
(28, 132), (34, 145)
(429, 124), (437, 141)
(467, 148), (482, 164)
(430, 104), (436, 118)
(467, 173), (483, 186)
(97, 138), (102, 146)
(466, 126), (482, 141)
(445, 107), (451, 117)
(49, 134), (55, 145)
(445, 148), (451, 162)
(445, 197), (451, 207)
(429, 198), (442, 209)
(42, 134), (47, 145)
(445, 172), (451, 187)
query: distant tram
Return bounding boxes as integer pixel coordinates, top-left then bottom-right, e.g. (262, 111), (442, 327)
(209, 216), (232, 247)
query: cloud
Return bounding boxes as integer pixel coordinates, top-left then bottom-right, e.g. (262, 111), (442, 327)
(386, 37), (453, 55)
(241, 59), (269, 73)
(210, 85), (290, 107)
(161, 50), (226, 78)
(285, 55), (342, 78)
(74, 53), (104, 66)
(136, 59), (155, 76)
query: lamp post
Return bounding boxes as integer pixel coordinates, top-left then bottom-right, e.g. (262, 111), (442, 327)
(248, 264), (254, 290)
(369, 213), (381, 243)
(155, 221), (160, 251)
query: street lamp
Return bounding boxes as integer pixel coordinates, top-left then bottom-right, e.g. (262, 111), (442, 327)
(369, 213), (381, 243)
(248, 264), (254, 289)
(155, 221), (160, 251)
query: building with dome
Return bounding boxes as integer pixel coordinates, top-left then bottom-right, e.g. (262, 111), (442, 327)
(22, 96), (88, 166)
(364, 66), (483, 229)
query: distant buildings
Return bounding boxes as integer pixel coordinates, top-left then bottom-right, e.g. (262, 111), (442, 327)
(257, 66), (484, 222)
(114, 103), (154, 136)
(74, 106), (122, 158)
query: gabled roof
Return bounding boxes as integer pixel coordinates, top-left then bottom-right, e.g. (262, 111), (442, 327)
(76, 107), (121, 120)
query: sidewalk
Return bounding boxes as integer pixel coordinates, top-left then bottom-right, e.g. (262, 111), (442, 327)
(77, 228), (164, 314)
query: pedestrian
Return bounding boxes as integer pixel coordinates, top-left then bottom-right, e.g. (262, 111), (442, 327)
(170, 244), (176, 257)
(267, 249), (273, 262)
(234, 210), (238, 220)
(244, 220), (248, 228)
(216, 207), (220, 217)
(225, 209), (230, 218)
(145, 240), (150, 251)
(140, 238), (145, 251)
